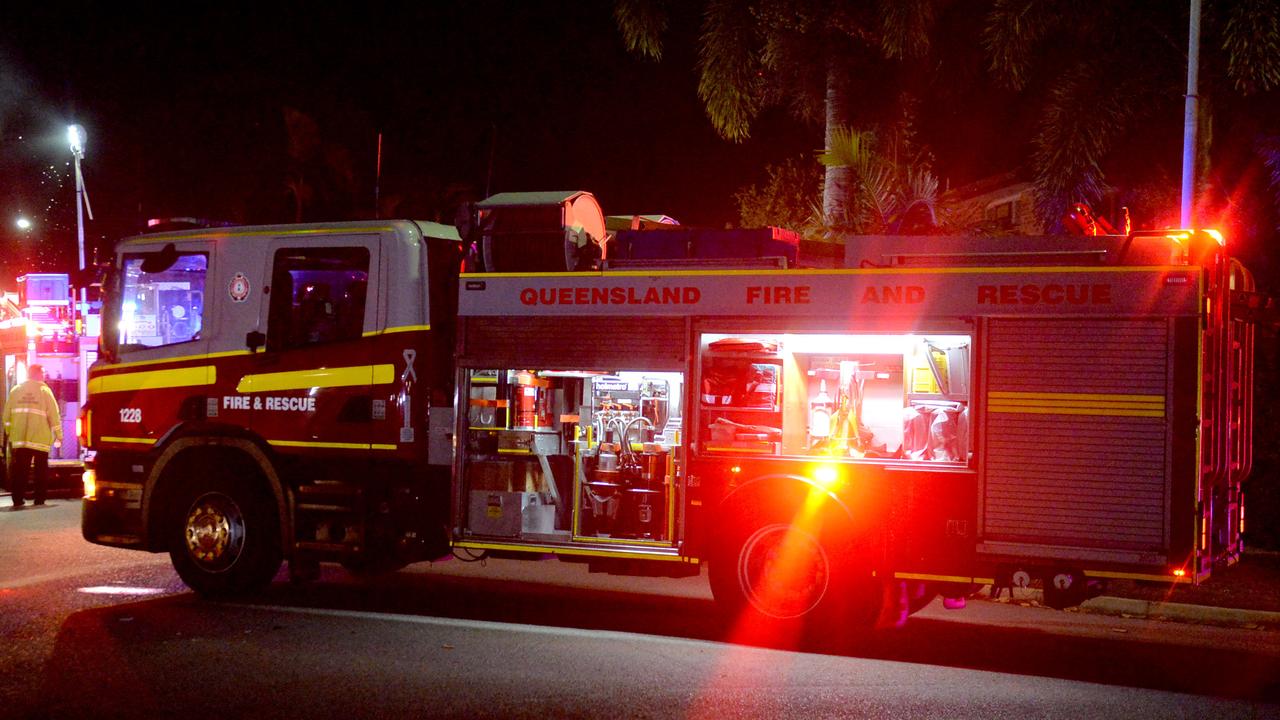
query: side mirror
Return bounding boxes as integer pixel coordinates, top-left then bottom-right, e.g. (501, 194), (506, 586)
(246, 330), (266, 353)
(140, 243), (180, 274)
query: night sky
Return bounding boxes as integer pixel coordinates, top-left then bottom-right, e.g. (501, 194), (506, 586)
(1, 2), (1055, 287)
(0, 4), (806, 282)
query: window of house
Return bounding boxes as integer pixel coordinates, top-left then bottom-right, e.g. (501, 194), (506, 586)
(985, 200), (1015, 228)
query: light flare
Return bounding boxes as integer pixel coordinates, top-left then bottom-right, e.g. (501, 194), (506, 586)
(77, 586), (164, 596)
(694, 480), (847, 715)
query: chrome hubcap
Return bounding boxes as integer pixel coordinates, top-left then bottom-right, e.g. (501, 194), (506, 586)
(184, 492), (246, 573)
(738, 522), (830, 619)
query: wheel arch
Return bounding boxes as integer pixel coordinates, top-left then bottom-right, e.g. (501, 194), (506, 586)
(706, 471), (883, 632)
(712, 472), (860, 551)
(142, 433), (290, 554)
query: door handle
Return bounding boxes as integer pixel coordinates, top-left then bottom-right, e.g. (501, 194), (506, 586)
(338, 396), (373, 422)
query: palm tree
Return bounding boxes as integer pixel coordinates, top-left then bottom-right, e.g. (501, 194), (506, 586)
(816, 120), (940, 235)
(984, 0), (1280, 231)
(615, 0), (935, 225)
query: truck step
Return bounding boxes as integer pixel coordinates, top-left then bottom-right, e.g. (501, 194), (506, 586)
(295, 541), (362, 553)
(298, 483), (363, 497)
(297, 503), (358, 514)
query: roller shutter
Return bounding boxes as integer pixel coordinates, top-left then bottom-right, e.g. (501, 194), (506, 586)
(980, 318), (1171, 563)
(460, 316), (687, 371)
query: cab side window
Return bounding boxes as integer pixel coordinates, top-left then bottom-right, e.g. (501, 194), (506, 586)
(267, 247), (370, 351)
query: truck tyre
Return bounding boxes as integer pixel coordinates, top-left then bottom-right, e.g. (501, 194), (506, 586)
(708, 505), (879, 644)
(168, 470), (282, 598)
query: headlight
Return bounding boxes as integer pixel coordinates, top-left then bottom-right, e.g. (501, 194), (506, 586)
(82, 468), (96, 500)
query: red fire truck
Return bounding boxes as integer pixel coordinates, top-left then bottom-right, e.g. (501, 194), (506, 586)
(80, 193), (1260, 634)
(2, 273), (96, 495)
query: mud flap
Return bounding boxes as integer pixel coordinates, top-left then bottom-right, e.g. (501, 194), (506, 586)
(876, 579), (911, 629)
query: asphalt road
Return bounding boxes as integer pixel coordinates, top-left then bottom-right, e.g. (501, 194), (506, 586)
(2, 499), (1279, 719)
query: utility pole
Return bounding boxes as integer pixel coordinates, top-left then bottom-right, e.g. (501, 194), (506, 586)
(1180, 0), (1201, 228)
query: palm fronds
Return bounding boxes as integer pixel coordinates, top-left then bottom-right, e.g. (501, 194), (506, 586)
(614, 0), (669, 61)
(879, 0), (933, 60)
(698, 0), (766, 141)
(982, 0), (1063, 90)
(818, 125), (940, 233)
(1223, 0), (1280, 95)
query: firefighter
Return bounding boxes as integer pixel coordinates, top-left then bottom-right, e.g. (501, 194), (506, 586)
(3, 364), (62, 509)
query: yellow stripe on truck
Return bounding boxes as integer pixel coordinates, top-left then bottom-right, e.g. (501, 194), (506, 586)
(988, 391), (1165, 418)
(266, 439), (399, 451)
(87, 366), (217, 394)
(100, 436), (156, 445)
(236, 364), (396, 393)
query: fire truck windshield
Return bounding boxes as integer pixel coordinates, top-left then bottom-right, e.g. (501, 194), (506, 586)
(102, 252), (209, 356)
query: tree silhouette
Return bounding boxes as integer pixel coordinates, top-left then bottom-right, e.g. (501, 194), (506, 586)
(984, 0), (1280, 231)
(615, 0), (934, 225)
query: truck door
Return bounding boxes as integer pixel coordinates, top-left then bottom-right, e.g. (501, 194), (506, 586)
(249, 236), (382, 472)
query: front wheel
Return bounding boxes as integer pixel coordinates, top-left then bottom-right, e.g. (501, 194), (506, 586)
(169, 473), (282, 597)
(708, 509), (879, 643)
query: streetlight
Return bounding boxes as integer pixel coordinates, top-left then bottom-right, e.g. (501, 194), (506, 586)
(68, 124), (95, 348)
(15, 216), (33, 231)
(67, 124), (94, 273)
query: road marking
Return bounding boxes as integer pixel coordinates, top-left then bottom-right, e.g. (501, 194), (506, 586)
(77, 585), (166, 596)
(237, 603), (726, 649)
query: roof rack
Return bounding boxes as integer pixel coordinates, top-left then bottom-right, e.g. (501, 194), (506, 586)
(601, 256), (789, 271)
(881, 249), (1110, 266)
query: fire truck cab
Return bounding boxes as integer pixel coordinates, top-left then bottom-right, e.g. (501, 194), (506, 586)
(82, 220), (463, 593)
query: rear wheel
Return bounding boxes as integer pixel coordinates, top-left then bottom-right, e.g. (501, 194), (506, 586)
(709, 507), (879, 644)
(169, 472), (282, 597)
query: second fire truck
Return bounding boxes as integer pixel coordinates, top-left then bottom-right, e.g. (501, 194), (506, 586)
(80, 191), (1259, 635)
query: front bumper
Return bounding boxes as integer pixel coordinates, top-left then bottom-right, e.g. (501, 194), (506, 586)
(81, 488), (147, 549)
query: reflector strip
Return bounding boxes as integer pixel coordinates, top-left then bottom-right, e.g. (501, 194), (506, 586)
(363, 324), (430, 337)
(1084, 569), (1193, 584)
(104, 349), (252, 370)
(705, 446), (777, 454)
(453, 540), (695, 563)
(892, 570), (1191, 585)
(267, 439), (398, 450)
(894, 573), (996, 585)
(100, 436), (156, 445)
(988, 391), (1165, 418)
(236, 364), (395, 393)
(137, 225), (394, 241)
(87, 366), (216, 394)
(461, 264), (1184, 279)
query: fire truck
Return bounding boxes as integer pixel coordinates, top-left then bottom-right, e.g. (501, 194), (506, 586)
(2, 273), (97, 495)
(80, 192), (1261, 634)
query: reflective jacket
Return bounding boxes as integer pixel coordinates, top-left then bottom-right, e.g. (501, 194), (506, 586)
(3, 379), (63, 453)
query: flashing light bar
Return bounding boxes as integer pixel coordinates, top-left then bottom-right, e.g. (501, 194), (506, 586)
(1165, 229), (1225, 247)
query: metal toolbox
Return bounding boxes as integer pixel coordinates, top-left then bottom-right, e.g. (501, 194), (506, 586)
(467, 491), (555, 537)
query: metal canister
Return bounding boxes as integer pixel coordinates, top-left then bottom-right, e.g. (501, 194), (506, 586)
(638, 449), (667, 485)
(633, 449), (668, 539)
